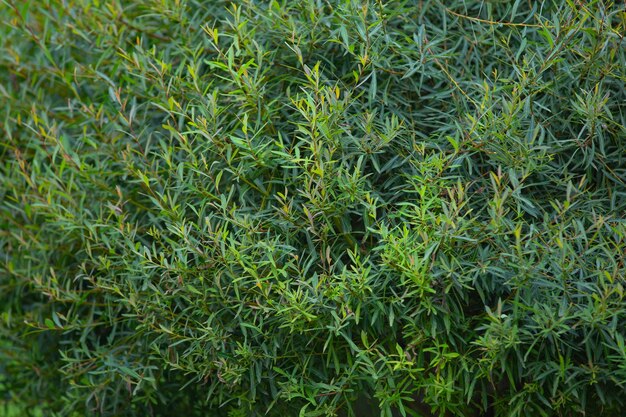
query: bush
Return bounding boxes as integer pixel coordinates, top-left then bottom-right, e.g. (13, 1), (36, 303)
(1, 1), (626, 416)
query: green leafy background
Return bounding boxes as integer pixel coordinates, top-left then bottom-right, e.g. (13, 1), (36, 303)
(1, 0), (626, 416)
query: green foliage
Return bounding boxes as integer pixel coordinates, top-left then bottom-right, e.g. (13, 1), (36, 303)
(1, 0), (626, 416)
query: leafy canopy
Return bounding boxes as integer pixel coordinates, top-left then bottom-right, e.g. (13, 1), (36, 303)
(1, 0), (626, 416)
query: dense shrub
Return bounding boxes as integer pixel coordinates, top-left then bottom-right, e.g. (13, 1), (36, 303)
(1, 1), (626, 416)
